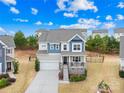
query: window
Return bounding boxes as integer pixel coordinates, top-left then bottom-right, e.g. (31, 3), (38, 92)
(7, 49), (12, 54)
(73, 44), (80, 50)
(55, 44), (59, 50)
(50, 44), (54, 50)
(73, 56), (81, 62)
(63, 44), (67, 50)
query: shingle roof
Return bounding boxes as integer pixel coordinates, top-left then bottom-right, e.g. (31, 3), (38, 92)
(120, 36), (124, 58)
(114, 28), (124, 33)
(92, 29), (108, 33)
(37, 29), (87, 42)
(0, 35), (15, 47)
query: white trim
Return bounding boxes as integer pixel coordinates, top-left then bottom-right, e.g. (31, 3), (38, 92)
(61, 43), (69, 51)
(72, 42), (82, 52)
(68, 34), (86, 42)
(0, 40), (8, 48)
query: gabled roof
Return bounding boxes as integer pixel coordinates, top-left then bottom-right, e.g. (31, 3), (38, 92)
(92, 29), (108, 33)
(37, 29), (87, 42)
(114, 28), (124, 33)
(0, 35), (15, 48)
(120, 36), (124, 58)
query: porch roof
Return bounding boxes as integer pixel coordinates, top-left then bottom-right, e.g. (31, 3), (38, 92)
(61, 51), (85, 56)
(6, 56), (14, 62)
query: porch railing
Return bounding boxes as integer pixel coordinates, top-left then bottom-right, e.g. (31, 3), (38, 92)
(70, 62), (84, 67)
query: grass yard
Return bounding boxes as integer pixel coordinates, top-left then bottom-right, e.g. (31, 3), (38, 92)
(59, 54), (124, 93)
(0, 50), (36, 93)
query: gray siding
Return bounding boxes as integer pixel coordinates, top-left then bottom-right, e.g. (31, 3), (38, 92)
(120, 36), (124, 58)
(0, 43), (6, 72)
(48, 43), (61, 53)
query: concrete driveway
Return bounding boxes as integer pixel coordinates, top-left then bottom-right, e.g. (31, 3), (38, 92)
(25, 70), (59, 93)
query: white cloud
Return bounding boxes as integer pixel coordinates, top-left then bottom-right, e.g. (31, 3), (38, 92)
(56, 0), (98, 13)
(117, 2), (124, 8)
(13, 18), (29, 22)
(60, 18), (101, 29)
(103, 22), (115, 29)
(10, 7), (20, 14)
(117, 14), (124, 20)
(106, 15), (112, 20)
(31, 8), (38, 15)
(0, 27), (6, 33)
(0, 0), (16, 5)
(96, 16), (100, 18)
(48, 21), (53, 25)
(63, 12), (77, 18)
(35, 21), (42, 25)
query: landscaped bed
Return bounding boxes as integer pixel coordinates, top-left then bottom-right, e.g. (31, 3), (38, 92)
(0, 74), (16, 88)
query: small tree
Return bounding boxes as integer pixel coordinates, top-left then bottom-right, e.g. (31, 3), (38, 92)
(13, 60), (19, 74)
(35, 58), (40, 72)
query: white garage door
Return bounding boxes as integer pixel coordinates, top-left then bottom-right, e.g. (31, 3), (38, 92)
(37, 54), (60, 70)
(0, 63), (2, 74)
(40, 62), (59, 70)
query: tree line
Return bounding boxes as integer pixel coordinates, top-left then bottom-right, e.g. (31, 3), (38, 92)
(14, 31), (119, 54)
(14, 31), (38, 49)
(86, 35), (119, 54)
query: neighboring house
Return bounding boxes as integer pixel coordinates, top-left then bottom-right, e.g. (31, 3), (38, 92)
(92, 29), (108, 38)
(114, 28), (124, 41)
(36, 29), (87, 82)
(0, 35), (15, 74)
(120, 36), (124, 71)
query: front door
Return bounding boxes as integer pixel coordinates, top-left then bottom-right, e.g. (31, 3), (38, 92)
(7, 62), (11, 71)
(63, 57), (68, 65)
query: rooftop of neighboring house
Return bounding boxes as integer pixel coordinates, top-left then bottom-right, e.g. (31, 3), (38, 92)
(120, 36), (124, 58)
(92, 29), (108, 34)
(114, 28), (124, 33)
(36, 29), (87, 43)
(0, 35), (15, 48)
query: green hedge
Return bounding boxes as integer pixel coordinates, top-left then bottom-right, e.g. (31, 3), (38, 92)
(119, 70), (124, 78)
(35, 58), (40, 72)
(0, 78), (11, 88)
(70, 69), (87, 82)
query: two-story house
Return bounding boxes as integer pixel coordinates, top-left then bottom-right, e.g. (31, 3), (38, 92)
(36, 29), (87, 81)
(114, 28), (124, 41)
(0, 35), (15, 74)
(92, 29), (108, 38)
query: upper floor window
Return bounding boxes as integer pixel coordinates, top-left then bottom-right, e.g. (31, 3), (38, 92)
(55, 44), (59, 50)
(50, 44), (54, 50)
(7, 49), (12, 54)
(73, 44), (80, 50)
(72, 43), (82, 52)
(63, 45), (67, 50)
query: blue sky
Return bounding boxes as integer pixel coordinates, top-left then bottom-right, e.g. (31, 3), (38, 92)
(0, 0), (124, 36)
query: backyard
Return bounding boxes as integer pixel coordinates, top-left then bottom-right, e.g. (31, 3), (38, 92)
(0, 50), (36, 93)
(59, 54), (124, 93)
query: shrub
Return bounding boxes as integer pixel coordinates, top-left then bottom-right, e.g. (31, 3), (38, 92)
(119, 70), (124, 78)
(35, 58), (40, 72)
(13, 60), (19, 74)
(0, 78), (11, 88)
(70, 69), (87, 82)
(0, 74), (9, 79)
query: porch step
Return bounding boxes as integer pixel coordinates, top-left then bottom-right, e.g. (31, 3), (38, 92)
(63, 65), (69, 81)
(8, 72), (16, 79)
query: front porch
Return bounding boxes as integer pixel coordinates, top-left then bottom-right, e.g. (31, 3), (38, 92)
(59, 55), (86, 81)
